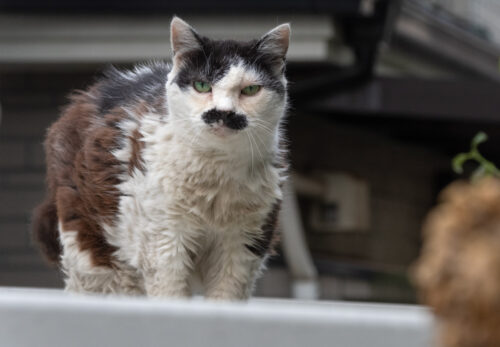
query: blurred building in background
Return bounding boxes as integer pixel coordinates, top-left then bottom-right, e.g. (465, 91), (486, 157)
(1, 0), (500, 303)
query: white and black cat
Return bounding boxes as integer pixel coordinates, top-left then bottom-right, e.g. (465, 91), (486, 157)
(32, 17), (290, 299)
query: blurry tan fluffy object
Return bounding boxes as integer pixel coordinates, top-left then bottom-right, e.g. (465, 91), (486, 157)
(414, 177), (500, 347)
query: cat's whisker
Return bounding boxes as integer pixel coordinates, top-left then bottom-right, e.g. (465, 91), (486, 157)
(251, 130), (270, 154)
(252, 120), (275, 133)
(252, 120), (272, 128)
(253, 123), (274, 135)
(252, 118), (274, 127)
(248, 131), (264, 166)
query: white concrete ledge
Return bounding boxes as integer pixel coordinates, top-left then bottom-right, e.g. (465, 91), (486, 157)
(0, 287), (434, 347)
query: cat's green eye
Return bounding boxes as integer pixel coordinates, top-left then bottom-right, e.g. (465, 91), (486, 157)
(193, 81), (212, 93)
(241, 85), (261, 96)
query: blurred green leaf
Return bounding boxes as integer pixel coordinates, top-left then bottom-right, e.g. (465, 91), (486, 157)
(471, 131), (488, 150)
(452, 153), (469, 174)
(452, 131), (500, 181)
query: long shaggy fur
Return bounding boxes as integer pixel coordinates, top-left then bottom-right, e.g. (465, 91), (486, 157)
(32, 17), (290, 300)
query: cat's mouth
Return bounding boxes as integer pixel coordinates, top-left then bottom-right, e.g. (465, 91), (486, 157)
(208, 121), (239, 137)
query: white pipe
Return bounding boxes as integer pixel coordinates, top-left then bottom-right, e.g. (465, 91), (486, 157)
(280, 178), (320, 300)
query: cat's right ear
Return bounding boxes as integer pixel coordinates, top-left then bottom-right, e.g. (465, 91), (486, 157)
(170, 17), (202, 57)
(256, 23), (291, 74)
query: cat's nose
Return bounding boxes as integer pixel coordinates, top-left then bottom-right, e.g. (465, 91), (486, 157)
(201, 109), (248, 130)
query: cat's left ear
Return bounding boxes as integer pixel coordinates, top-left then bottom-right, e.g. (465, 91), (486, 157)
(256, 23), (291, 71)
(170, 16), (202, 57)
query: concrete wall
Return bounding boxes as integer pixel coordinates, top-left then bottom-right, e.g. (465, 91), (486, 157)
(288, 115), (448, 267)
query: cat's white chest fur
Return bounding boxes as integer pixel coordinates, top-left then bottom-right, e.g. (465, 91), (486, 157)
(108, 114), (283, 298)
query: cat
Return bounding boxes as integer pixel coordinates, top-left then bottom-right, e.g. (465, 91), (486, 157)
(32, 17), (290, 300)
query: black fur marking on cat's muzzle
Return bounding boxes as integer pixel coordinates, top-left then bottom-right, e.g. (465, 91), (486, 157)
(201, 109), (248, 130)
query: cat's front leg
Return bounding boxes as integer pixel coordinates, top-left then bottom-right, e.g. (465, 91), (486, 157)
(203, 233), (265, 300)
(142, 228), (198, 298)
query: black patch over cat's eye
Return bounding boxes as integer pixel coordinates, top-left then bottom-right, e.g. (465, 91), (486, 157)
(172, 38), (285, 96)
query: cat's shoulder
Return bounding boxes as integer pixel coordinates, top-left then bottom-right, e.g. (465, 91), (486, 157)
(93, 62), (171, 116)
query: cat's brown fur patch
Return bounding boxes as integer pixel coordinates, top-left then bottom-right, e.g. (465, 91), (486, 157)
(33, 89), (127, 268)
(127, 99), (163, 175)
(129, 128), (145, 175)
(32, 199), (60, 264)
(33, 71), (163, 267)
(33, 90), (95, 265)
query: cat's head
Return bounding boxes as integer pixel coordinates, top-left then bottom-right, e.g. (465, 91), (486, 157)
(166, 17), (290, 153)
